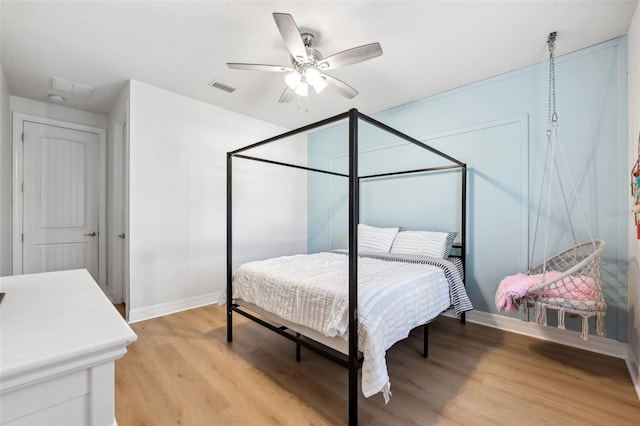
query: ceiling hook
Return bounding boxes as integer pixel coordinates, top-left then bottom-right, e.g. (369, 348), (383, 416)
(547, 31), (557, 53)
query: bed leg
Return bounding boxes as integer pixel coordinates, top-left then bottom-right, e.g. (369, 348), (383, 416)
(460, 312), (466, 324)
(296, 333), (301, 362)
(227, 310), (233, 342)
(349, 365), (358, 426)
(423, 324), (429, 358)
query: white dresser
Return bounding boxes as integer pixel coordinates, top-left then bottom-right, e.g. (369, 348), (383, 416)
(0, 269), (137, 425)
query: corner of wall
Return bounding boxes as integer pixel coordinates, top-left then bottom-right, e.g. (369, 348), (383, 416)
(627, 0), (640, 391)
(108, 80), (131, 123)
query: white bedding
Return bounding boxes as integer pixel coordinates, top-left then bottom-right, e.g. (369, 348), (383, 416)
(232, 251), (459, 401)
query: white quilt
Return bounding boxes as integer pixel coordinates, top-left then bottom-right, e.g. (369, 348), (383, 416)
(232, 252), (454, 401)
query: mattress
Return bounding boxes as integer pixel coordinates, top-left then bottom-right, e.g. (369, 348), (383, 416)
(231, 251), (472, 401)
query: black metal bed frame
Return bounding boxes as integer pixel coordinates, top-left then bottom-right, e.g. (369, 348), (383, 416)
(226, 108), (466, 425)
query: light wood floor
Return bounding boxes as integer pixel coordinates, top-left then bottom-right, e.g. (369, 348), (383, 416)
(115, 305), (640, 425)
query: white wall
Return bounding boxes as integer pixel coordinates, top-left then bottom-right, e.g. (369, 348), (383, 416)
(10, 96), (108, 129)
(628, 3), (640, 396)
(127, 80), (307, 322)
(0, 0), (12, 276)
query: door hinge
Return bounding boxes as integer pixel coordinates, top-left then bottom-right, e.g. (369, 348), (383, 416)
(21, 233), (23, 242)
(21, 183), (24, 192)
(21, 133), (24, 142)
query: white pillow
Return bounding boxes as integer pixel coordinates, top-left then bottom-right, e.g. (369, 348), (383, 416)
(357, 224), (399, 253)
(390, 230), (450, 258)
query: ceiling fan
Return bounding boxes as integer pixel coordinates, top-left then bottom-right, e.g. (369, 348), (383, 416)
(227, 12), (383, 103)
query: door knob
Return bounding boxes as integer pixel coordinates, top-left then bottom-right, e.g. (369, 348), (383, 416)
(118, 233), (126, 239)
(84, 231), (97, 237)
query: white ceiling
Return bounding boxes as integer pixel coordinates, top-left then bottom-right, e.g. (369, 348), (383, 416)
(1, 1), (637, 129)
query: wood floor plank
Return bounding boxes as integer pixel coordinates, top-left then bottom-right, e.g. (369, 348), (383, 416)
(115, 305), (640, 425)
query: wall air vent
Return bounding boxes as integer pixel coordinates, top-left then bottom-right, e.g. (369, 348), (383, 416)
(208, 80), (236, 93)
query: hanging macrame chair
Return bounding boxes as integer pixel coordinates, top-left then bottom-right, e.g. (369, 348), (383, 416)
(505, 32), (607, 340)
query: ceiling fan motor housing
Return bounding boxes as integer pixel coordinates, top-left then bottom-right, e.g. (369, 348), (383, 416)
(289, 32), (324, 68)
(301, 32), (315, 47)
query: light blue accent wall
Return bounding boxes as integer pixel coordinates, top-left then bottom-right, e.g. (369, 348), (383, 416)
(307, 38), (628, 341)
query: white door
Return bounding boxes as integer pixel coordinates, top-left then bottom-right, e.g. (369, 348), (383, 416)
(22, 121), (100, 279)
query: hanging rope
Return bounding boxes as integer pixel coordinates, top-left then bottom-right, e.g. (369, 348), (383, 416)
(531, 31), (560, 272)
(530, 32), (595, 274)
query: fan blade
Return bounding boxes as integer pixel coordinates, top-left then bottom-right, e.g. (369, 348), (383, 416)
(273, 13), (308, 62)
(318, 42), (383, 70)
(323, 74), (359, 99)
(279, 86), (295, 103)
(227, 63), (294, 73)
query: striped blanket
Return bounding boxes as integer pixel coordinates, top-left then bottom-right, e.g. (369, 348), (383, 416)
(232, 251), (472, 401)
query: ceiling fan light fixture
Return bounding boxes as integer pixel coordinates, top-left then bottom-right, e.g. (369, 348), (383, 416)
(312, 76), (328, 94)
(294, 82), (308, 97)
(305, 68), (322, 86)
(285, 71), (302, 89)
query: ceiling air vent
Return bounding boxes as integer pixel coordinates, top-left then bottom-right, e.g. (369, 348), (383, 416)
(209, 80), (236, 93)
(51, 76), (94, 97)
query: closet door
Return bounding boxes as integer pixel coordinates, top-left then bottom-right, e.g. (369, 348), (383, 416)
(22, 121), (100, 279)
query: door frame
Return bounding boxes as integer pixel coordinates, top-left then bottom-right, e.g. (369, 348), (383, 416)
(12, 113), (107, 289)
(109, 102), (130, 311)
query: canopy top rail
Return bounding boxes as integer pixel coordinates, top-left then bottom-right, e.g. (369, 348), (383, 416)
(228, 111), (350, 156)
(228, 109), (466, 171)
(232, 152), (464, 180)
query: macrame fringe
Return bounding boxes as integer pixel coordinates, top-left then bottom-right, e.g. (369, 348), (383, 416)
(557, 308), (566, 330)
(519, 300), (529, 320)
(596, 311), (606, 337)
(580, 315), (589, 340)
(535, 302), (547, 326)
(533, 303), (607, 340)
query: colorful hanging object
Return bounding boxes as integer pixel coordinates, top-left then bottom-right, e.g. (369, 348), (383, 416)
(631, 133), (640, 239)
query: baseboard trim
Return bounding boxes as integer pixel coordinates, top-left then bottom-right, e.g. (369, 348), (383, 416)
(128, 291), (220, 324)
(443, 310), (628, 359)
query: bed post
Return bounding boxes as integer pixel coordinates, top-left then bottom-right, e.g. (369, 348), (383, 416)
(423, 325), (429, 358)
(460, 164), (467, 325)
(227, 152), (234, 342)
(347, 108), (359, 426)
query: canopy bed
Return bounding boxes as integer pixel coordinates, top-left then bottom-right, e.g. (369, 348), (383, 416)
(226, 109), (471, 424)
